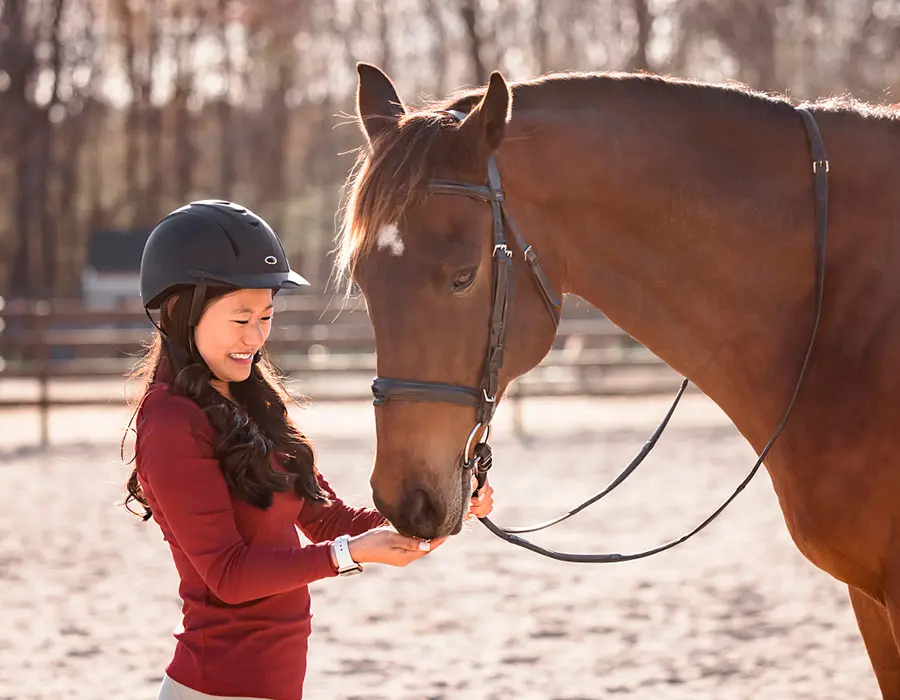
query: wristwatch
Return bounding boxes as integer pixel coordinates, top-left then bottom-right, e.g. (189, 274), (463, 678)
(331, 534), (363, 576)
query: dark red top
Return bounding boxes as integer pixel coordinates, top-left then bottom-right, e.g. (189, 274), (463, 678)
(135, 378), (387, 699)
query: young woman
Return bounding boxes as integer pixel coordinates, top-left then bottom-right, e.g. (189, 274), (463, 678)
(123, 200), (494, 700)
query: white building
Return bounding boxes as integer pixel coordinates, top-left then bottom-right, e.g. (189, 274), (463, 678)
(80, 228), (151, 309)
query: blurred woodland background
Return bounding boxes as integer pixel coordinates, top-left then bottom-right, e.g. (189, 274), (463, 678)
(1, 0), (898, 301)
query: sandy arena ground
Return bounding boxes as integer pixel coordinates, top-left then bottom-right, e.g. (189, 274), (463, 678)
(0, 391), (882, 700)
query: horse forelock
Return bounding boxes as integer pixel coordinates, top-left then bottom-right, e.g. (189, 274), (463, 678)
(334, 91), (487, 291)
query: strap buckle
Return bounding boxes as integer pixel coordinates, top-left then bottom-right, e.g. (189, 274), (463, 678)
(463, 422), (492, 470)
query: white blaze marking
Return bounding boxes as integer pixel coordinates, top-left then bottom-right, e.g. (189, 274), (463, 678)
(376, 222), (404, 256)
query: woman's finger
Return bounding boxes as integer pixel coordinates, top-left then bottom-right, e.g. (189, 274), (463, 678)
(472, 482), (493, 501)
(391, 534), (432, 552)
(470, 487), (491, 504)
(470, 493), (494, 516)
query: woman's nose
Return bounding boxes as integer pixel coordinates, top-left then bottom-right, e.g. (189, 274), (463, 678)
(244, 321), (266, 346)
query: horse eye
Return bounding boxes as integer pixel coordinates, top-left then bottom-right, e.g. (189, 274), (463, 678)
(451, 268), (476, 292)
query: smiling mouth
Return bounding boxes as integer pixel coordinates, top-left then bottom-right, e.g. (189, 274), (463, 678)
(228, 352), (255, 361)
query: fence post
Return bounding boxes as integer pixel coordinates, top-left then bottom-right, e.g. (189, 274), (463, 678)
(510, 384), (527, 440)
(36, 299), (51, 448)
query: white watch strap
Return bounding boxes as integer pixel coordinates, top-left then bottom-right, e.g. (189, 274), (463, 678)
(333, 535), (360, 572)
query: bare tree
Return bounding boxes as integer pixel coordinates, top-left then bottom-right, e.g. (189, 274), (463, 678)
(628, 0), (652, 71)
(377, 0), (392, 75)
(171, 2), (201, 201)
(425, 0), (449, 93)
(2, 0), (36, 296)
(217, 0), (235, 197)
(460, 0), (487, 84)
(532, 0), (549, 75)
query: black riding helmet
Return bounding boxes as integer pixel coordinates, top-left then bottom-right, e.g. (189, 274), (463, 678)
(140, 199), (308, 361)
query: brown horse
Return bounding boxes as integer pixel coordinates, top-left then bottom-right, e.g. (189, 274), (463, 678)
(336, 62), (900, 695)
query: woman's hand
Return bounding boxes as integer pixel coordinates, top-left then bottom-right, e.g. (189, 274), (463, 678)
(347, 527), (447, 567)
(466, 477), (495, 520)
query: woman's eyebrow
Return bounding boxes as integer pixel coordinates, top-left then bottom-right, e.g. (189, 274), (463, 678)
(231, 303), (275, 313)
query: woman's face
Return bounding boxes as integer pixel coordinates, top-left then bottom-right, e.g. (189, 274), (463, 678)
(194, 288), (274, 383)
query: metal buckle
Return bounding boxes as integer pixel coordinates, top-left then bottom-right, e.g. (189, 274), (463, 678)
(493, 244), (512, 259)
(463, 422), (492, 469)
(813, 159), (829, 173)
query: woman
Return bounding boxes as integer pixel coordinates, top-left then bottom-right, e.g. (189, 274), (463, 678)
(123, 200), (494, 700)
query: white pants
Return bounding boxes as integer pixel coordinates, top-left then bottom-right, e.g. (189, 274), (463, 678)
(156, 674), (272, 700)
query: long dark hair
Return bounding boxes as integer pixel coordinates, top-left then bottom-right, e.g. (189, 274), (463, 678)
(123, 286), (330, 520)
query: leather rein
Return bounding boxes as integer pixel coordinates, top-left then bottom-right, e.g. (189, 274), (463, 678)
(371, 106), (829, 563)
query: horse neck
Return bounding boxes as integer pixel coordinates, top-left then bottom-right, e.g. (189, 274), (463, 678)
(501, 78), (824, 449)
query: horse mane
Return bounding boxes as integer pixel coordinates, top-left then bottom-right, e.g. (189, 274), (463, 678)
(333, 70), (898, 292)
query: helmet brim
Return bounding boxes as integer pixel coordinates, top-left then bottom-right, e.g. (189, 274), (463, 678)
(186, 268), (310, 290)
(143, 269), (310, 309)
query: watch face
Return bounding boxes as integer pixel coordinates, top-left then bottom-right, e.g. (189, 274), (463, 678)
(339, 566), (362, 577)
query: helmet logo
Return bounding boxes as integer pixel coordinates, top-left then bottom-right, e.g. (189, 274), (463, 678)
(264, 256), (278, 265)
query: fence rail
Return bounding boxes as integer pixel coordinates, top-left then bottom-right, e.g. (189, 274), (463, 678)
(0, 294), (686, 446)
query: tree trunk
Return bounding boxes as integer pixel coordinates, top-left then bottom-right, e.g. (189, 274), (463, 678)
(39, 0), (66, 296)
(532, 0), (548, 74)
(460, 0), (486, 85)
(628, 0), (651, 71)
(2, 0), (35, 296)
(218, 0), (234, 198)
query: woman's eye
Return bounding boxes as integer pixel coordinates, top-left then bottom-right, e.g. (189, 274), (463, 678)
(451, 269), (476, 291)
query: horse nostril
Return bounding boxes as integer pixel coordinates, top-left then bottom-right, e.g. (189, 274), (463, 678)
(403, 487), (446, 539)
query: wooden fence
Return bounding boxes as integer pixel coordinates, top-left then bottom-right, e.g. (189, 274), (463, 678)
(0, 294), (686, 446)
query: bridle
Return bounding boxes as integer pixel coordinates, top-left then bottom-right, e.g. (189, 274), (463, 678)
(371, 106), (829, 563)
(372, 108), (562, 487)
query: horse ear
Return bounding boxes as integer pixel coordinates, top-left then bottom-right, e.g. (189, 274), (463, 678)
(356, 62), (406, 147)
(459, 71), (511, 155)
